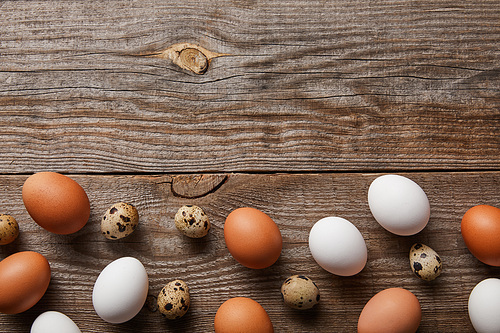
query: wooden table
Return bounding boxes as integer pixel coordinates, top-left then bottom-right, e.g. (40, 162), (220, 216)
(1, 0), (499, 331)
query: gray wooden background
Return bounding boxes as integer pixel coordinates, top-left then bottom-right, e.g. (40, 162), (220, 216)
(1, 0), (499, 331)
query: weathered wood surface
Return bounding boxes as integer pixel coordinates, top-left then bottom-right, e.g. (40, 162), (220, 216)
(0, 0), (499, 173)
(0, 172), (498, 332)
(1, 0), (500, 331)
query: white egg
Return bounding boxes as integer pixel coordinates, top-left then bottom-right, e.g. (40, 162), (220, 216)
(368, 174), (430, 236)
(309, 217), (367, 276)
(31, 311), (81, 333)
(92, 257), (149, 324)
(468, 278), (500, 333)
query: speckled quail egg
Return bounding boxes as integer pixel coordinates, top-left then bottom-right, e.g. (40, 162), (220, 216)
(0, 214), (19, 245)
(409, 243), (442, 281)
(175, 205), (210, 238)
(157, 280), (190, 319)
(101, 202), (139, 240)
(281, 275), (320, 310)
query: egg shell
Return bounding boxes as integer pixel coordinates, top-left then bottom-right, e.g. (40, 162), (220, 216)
(157, 279), (190, 319)
(368, 174), (430, 236)
(174, 205), (210, 238)
(224, 207), (282, 269)
(281, 275), (320, 310)
(214, 297), (274, 333)
(358, 288), (421, 333)
(101, 202), (139, 240)
(468, 278), (500, 333)
(22, 172), (90, 235)
(0, 214), (19, 245)
(31, 311), (81, 333)
(409, 243), (442, 281)
(0, 251), (51, 314)
(308, 217), (367, 276)
(461, 205), (500, 266)
(92, 257), (149, 324)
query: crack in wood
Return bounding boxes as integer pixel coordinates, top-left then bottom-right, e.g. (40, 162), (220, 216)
(171, 174), (228, 199)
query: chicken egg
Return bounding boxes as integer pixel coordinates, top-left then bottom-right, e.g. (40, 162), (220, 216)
(31, 311), (81, 333)
(461, 205), (500, 266)
(0, 251), (51, 314)
(358, 287), (421, 333)
(22, 172), (90, 235)
(214, 297), (274, 333)
(368, 174), (430, 236)
(309, 217), (367, 276)
(92, 257), (149, 324)
(468, 278), (500, 333)
(224, 207), (282, 269)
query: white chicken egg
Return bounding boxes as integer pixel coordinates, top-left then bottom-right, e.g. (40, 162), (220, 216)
(468, 278), (500, 333)
(309, 217), (367, 276)
(92, 257), (149, 324)
(31, 311), (81, 333)
(368, 174), (430, 236)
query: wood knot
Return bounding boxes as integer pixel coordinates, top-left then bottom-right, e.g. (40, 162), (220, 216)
(179, 48), (208, 74)
(147, 43), (229, 75)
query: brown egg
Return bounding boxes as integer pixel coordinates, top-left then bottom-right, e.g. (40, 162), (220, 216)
(461, 205), (500, 266)
(0, 251), (51, 314)
(224, 207), (282, 269)
(358, 288), (421, 333)
(214, 297), (274, 333)
(22, 172), (90, 235)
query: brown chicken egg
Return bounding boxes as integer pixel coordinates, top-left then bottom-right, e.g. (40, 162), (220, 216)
(461, 204), (500, 266)
(0, 251), (51, 314)
(357, 287), (421, 333)
(224, 207), (282, 269)
(22, 172), (90, 235)
(214, 297), (274, 333)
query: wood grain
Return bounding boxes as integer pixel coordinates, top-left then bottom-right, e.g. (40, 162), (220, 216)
(0, 0), (499, 173)
(0, 172), (499, 332)
(0, 0), (499, 331)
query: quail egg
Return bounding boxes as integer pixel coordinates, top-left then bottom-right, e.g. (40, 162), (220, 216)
(0, 214), (19, 245)
(157, 280), (190, 319)
(175, 205), (210, 238)
(409, 243), (442, 281)
(101, 202), (139, 240)
(281, 275), (320, 310)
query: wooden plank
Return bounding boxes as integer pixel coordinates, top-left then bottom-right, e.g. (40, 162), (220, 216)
(0, 0), (499, 173)
(0, 172), (499, 332)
